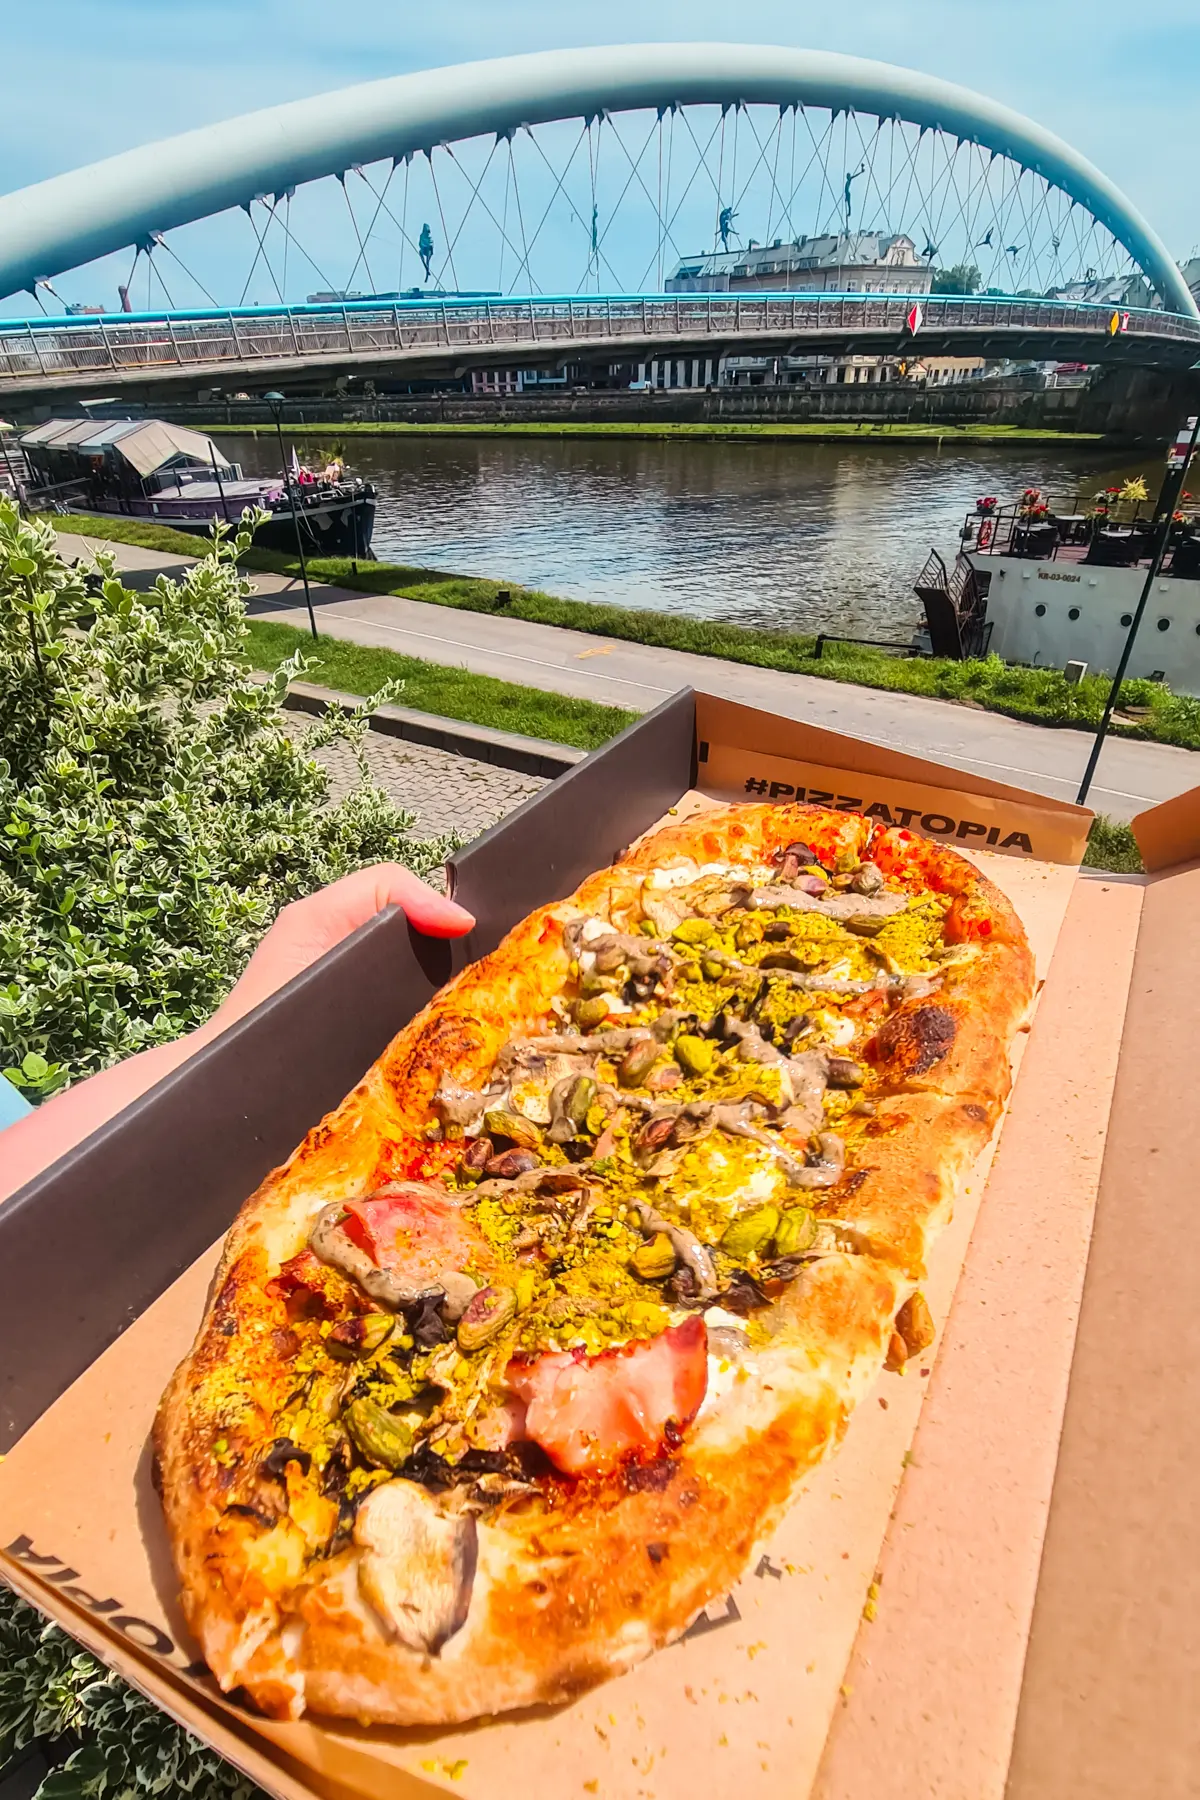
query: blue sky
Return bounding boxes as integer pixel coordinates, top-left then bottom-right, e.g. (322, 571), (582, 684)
(1, 0), (1197, 309)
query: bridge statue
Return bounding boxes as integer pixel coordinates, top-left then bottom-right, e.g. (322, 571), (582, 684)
(718, 205), (738, 252)
(418, 223), (434, 283)
(843, 162), (866, 230)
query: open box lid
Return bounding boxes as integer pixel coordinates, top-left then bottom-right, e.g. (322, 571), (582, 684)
(1000, 787), (1200, 1797)
(0, 687), (1101, 1800)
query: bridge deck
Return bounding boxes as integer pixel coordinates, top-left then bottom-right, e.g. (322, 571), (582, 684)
(3, 293), (1198, 397)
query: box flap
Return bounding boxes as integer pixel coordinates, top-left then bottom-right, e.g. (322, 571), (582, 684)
(1130, 780), (1200, 872)
(1005, 858), (1200, 1797)
(694, 694), (1092, 864)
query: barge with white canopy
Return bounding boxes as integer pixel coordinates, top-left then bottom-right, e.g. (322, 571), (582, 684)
(10, 417), (375, 555)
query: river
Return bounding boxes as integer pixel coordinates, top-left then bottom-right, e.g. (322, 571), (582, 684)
(226, 433), (1154, 641)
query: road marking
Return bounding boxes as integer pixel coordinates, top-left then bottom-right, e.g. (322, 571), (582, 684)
(576, 645), (615, 659)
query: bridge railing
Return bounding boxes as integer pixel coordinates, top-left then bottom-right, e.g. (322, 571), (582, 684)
(2, 293), (1197, 383)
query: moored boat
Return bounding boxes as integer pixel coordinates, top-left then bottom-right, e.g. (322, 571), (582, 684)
(914, 455), (1200, 695)
(13, 418), (375, 556)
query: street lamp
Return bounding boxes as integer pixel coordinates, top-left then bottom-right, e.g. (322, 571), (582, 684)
(262, 391), (317, 640)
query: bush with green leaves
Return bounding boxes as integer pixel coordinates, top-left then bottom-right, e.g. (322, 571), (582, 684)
(0, 1587), (262, 1800)
(0, 506), (461, 1795)
(0, 502), (454, 1096)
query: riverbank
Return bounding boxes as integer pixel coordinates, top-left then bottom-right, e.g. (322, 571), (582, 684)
(249, 614), (1144, 873)
(49, 511), (1200, 754)
(205, 420), (1104, 444)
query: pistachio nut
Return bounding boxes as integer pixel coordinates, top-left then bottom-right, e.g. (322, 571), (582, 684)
(484, 1147), (541, 1179)
(635, 1114), (677, 1157)
(720, 1204), (781, 1260)
(630, 1233), (677, 1280)
(483, 1108), (542, 1149)
(672, 918), (716, 944)
(574, 996), (611, 1029)
(344, 1397), (414, 1470)
(774, 1207), (817, 1257)
(456, 1284), (518, 1353)
(565, 1075), (597, 1126)
(459, 1134), (494, 1175)
(580, 970), (622, 996)
(618, 1039), (660, 1088)
(851, 862), (885, 896)
(844, 914), (887, 938)
(674, 1033), (716, 1078)
(326, 1312), (395, 1361)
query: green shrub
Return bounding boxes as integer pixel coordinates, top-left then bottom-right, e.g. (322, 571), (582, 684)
(0, 505), (453, 1095)
(1083, 815), (1144, 873)
(0, 1588), (261, 1800)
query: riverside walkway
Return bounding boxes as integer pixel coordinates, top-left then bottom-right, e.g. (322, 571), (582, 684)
(56, 530), (1198, 823)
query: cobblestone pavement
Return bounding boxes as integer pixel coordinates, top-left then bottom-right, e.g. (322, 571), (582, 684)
(282, 712), (547, 841)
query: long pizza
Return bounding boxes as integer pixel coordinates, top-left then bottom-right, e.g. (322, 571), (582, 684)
(155, 802), (1033, 1726)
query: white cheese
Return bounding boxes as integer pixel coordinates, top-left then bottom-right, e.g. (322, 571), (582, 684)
(698, 1353), (760, 1420)
(814, 1008), (856, 1048)
(703, 1305), (751, 1333)
(738, 1161), (785, 1203)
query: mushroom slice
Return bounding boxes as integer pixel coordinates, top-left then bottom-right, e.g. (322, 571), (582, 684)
(433, 1082), (488, 1135)
(355, 1480), (478, 1655)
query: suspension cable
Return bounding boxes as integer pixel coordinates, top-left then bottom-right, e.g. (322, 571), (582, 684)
(508, 137), (532, 294)
(427, 150), (460, 290)
(340, 174), (377, 292)
(346, 162), (397, 292)
(154, 235), (217, 306)
(148, 249), (177, 310)
(239, 198), (286, 306)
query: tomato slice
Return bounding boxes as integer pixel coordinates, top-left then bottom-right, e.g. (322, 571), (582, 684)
(508, 1316), (708, 1476)
(342, 1189), (487, 1290)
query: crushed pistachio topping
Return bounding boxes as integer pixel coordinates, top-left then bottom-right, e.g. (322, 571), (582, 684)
(225, 836), (968, 1542)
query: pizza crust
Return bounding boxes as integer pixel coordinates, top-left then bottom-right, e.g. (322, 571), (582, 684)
(154, 803), (1033, 1725)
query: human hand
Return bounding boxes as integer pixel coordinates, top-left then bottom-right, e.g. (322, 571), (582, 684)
(215, 864), (474, 1028)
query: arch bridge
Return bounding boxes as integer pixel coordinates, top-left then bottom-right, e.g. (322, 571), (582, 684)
(1, 45), (1196, 399)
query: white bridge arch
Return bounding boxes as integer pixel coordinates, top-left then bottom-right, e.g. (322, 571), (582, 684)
(0, 43), (1194, 318)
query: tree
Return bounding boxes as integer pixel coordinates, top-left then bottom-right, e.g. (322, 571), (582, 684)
(0, 506), (452, 1095)
(931, 264), (982, 295)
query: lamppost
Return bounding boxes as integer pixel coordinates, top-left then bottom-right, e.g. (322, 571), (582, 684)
(262, 391), (317, 640)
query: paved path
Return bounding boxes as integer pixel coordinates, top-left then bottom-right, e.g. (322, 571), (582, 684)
(56, 529), (1199, 822)
(282, 712), (546, 840)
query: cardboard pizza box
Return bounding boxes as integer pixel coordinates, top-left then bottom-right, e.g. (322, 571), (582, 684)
(0, 686), (1147, 1800)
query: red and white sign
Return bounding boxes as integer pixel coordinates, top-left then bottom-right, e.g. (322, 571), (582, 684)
(905, 302), (924, 335)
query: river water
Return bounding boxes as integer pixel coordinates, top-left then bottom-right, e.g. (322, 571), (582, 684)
(227, 433), (1150, 641)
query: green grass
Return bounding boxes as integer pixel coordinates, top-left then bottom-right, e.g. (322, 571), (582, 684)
(1083, 815), (1144, 873)
(201, 419), (1104, 443)
(49, 512), (1200, 752)
(245, 618), (634, 750)
(51, 512), (207, 557)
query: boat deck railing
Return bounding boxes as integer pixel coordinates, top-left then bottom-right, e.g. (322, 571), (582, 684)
(963, 503), (1200, 579)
